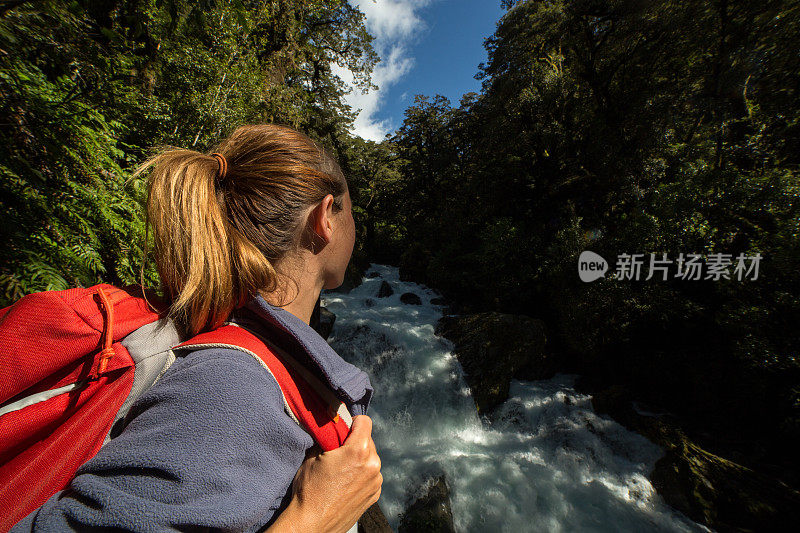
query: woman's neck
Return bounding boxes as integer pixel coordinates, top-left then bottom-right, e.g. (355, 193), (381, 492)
(262, 265), (324, 325)
(276, 287), (320, 325)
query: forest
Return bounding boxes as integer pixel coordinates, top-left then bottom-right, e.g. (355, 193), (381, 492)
(1, 0), (798, 530)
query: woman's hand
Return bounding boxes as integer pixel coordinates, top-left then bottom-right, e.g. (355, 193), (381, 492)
(267, 415), (383, 533)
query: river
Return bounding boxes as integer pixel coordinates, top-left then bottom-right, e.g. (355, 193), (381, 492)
(322, 263), (708, 532)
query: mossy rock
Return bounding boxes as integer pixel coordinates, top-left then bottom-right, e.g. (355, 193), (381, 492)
(650, 429), (800, 531)
(592, 386), (800, 531)
(435, 312), (550, 414)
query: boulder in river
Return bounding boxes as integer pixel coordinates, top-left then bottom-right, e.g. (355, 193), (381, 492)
(435, 312), (551, 414)
(430, 297), (447, 306)
(592, 386), (800, 531)
(398, 475), (456, 533)
(377, 281), (394, 298)
(310, 303), (335, 339)
(317, 307), (336, 340)
(400, 292), (422, 305)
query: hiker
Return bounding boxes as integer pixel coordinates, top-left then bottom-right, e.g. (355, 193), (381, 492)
(9, 124), (382, 532)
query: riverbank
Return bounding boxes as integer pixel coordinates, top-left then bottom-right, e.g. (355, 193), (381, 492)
(426, 283), (800, 531)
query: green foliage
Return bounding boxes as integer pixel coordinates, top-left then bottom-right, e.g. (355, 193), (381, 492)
(338, 135), (405, 262)
(0, 0), (378, 306)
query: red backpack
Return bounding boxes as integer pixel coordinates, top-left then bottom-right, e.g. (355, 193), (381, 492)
(0, 283), (353, 531)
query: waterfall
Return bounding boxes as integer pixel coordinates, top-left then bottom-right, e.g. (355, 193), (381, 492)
(323, 264), (708, 533)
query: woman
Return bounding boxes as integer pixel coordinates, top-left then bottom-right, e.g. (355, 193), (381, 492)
(11, 124), (382, 532)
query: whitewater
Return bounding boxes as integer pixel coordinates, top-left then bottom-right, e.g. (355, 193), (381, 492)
(322, 263), (708, 533)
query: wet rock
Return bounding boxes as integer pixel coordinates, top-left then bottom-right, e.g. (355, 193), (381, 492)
(430, 297), (447, 306)
(435, 312), (551, 414)
(310, 301), (325, 338)
(358, 501), (392, 533)
(592, 386), (800, 531)
(368, 271), (381, 278)
(398, 475), (456, 533)
(400, 292), (422, 305)
(317, 307), (336, 340)
(377, 281), (393, 298)
(311, 301), (336, 340)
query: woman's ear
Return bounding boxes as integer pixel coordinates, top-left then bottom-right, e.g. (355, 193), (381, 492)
(310, 194), (335, 244)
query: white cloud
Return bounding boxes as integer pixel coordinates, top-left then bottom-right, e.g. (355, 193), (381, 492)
(338, 0), (433, 141)
(357, 0), (427, 40)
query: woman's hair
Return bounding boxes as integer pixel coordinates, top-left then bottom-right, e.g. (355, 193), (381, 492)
(132, 123), (348, 336)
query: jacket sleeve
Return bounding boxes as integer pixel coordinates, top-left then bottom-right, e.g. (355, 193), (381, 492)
(11, 348), (315, 533)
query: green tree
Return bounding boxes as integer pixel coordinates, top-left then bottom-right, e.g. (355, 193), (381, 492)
(0, 0), (379, 304)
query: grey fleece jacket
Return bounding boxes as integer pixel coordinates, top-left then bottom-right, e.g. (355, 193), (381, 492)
(11, 295), (374, 532)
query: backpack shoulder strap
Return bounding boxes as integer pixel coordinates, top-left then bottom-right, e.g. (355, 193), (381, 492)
(173, 324), (353, 452)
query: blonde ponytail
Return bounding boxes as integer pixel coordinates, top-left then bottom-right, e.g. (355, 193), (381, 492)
(133, 124), (346, 336)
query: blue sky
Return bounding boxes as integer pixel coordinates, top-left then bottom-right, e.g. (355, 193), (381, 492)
(334, 1), (507, 141)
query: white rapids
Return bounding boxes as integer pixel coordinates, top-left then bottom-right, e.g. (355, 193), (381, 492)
(322, 263), (708, 533)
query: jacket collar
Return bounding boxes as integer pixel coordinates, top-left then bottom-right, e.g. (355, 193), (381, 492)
(233, 295), (373, 410)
